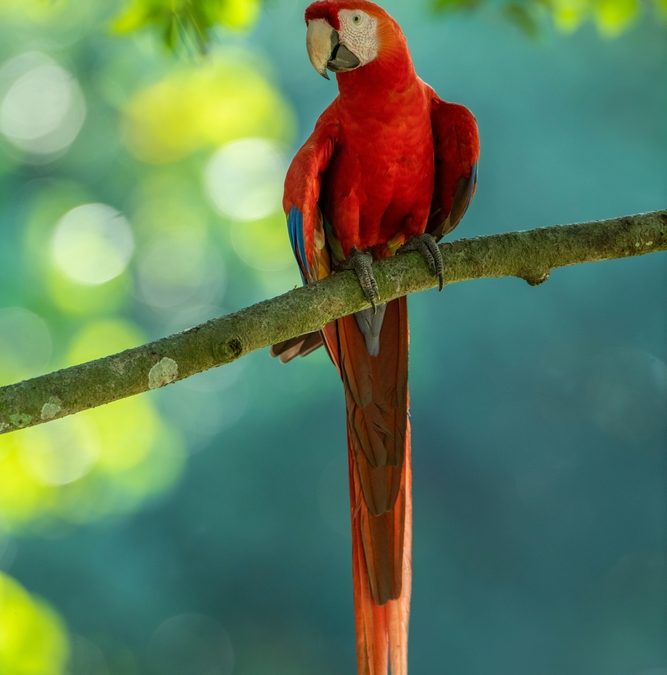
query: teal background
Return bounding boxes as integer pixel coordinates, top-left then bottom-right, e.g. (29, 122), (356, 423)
(0, 1), (665, 673)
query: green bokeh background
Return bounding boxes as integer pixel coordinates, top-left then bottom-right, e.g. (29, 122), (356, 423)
(0, 1), (665, 673)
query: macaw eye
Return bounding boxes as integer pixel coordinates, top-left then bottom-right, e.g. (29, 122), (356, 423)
(352, 14), (361, 24)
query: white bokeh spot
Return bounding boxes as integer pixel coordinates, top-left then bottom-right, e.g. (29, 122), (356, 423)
(50, 203), (135, 285)
(0, 51), (86, 156)
(204, 138), (287, 221)
(20, 418), (100, 487)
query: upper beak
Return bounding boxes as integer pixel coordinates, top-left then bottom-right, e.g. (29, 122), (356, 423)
(306, 19), (361, 80)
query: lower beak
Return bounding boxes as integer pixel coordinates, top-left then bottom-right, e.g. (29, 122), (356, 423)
(306, 19), (361, 80)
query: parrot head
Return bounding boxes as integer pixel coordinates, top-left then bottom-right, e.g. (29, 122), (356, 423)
(304, 1), (405, 80)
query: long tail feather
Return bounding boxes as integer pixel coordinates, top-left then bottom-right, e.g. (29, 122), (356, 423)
(350, 421), (412, 675)
(323, 297), (412, 674)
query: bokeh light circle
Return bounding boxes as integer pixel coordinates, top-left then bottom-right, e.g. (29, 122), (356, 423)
(230, 212), (295, 274)
(50, 203), (135, 285)
(0, 573), (70, 675)
(204, 138), (287, 221)
(19, 417), (100, 487)
(0, 307), (52, 381)
(0, 51), (86, 157)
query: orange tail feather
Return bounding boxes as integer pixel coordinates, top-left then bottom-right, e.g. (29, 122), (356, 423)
(323, 297), (412, 674)
(350, 422), (412, 675)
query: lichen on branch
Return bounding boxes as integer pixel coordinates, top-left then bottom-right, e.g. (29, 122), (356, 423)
(0, 209), (665, 436)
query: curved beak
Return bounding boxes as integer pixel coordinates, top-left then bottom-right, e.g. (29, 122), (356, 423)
(306, 19), (361, 80)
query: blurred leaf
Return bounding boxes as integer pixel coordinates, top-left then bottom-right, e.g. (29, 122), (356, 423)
(0, 0), (69, 22)
(434, 0), (663, 36)
(210, 0), (260, 28)
(550, 0), (591, 32)
(164, 13), (180, 51)
(594, 0), (639, 35)
(113, 0), (261, 52)
(431, 0), (481, 10)
(503, 2), (544, 36)
(111, 1), (151, 33)
(121, 54), (295, 163)
(0, 573), (69, 675)
(0, 319), (186, 531)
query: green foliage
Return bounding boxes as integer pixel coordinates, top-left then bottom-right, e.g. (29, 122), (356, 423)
(0, 0), (296, 537)
(109, 0), (667, 53)
(0, 1), (296, 658)
(111, 0), (667, 53)
(0, 574), (69, 675)
(0, 0), (291, 546)
(433, 0), (666, 37)
(113, 0), (261, 52)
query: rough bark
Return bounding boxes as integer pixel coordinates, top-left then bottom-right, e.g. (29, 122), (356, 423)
(0, 209), (665, 436)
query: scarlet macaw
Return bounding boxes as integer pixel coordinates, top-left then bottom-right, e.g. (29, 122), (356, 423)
(272, 2), (480, 673)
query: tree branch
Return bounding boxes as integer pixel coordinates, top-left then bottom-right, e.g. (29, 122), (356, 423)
(1, 210), (665, 436)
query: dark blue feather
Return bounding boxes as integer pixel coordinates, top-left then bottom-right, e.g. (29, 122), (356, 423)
(287, 207), (307, 283)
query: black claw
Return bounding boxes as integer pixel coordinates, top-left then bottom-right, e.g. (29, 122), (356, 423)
(400, 234), (445, 290)
(346, 249), (381, 309)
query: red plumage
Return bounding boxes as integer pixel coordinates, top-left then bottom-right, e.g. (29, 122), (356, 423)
(305, 1), (342, 29)
(277, 2), (479, 673)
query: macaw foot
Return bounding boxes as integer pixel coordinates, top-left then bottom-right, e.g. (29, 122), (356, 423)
(343, 249), (380, 311)
(399, 233), (445, 291)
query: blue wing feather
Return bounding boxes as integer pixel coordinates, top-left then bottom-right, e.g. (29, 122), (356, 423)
(287, 207), (308, 283)
(283, 121), (337, 284)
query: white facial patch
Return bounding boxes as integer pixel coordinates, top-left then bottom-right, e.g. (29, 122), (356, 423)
(338, 9), (379, 66)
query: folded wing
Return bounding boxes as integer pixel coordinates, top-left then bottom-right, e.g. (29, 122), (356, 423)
(428, 94), (480, 241)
